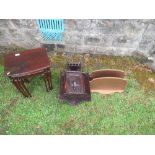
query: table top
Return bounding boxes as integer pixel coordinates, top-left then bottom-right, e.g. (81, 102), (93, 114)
(4, 48), (50, 77)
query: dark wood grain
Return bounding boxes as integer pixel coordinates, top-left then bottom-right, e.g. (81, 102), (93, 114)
(4, 48), (50, 77)
(4, 48), (52, 97)
(59, 71), (91, 105)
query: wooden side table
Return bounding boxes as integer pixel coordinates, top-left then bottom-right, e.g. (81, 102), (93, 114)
(4, 48), (52, 97)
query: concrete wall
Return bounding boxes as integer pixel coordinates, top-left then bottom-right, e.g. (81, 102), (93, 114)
(1, 19), (155, 57)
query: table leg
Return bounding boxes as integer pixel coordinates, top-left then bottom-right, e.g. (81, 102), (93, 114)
(42, 72), (49, 92)
(11, 77), (31, 97)
(42, 68), (52, 92)
(47, 68), (52, 90)
(11, 78), (28, 97)
(20, 78), (32, 97)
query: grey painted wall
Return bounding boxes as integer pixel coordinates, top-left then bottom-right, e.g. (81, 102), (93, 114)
(1, 19), (155, 57)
